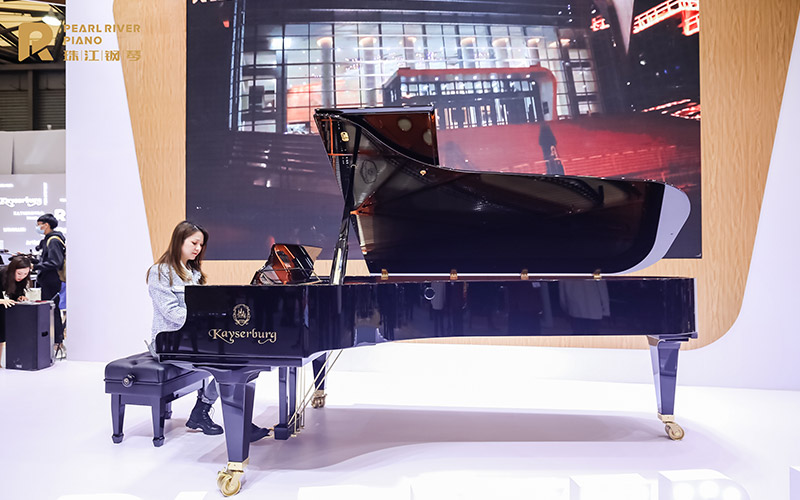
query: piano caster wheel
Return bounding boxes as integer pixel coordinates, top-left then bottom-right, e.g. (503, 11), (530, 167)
(217, 472), (241, 497)
(217, 472), (242, 497)
(311, 390), (327, 409)
(217, 460), (246, 497)
(665, 422), (685, 441)
(658, 414), (685, 441)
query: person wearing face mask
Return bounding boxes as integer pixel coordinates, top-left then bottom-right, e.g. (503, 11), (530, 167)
(33, 213), (66, 355)
(0, 256), (32, 367)
(146, 221), (270, 442)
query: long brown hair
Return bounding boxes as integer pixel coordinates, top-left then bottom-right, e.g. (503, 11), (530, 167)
(146, 221), (209, 285)
(4, 255), (32, 296)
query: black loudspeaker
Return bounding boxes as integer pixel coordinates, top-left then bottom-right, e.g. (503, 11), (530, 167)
(5, 302), (53, 371)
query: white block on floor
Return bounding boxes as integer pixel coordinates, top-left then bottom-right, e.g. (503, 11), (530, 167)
(658, 469), (749, 500)
(298, 483), (410, 500)
(57, 495), (143, 500)
(411, 472), (569, 500)
(173, 493), (209, 500)
(790, 467), (800, 500)
(570, 473), (655, 500)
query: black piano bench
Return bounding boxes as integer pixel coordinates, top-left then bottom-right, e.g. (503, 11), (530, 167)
(104, 352), (206, 447)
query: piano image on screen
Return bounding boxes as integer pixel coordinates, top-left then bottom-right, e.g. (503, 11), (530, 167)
(156, 106), (697, 496)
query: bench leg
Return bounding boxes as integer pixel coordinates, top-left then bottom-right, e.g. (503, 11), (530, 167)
(152, 400), (166, 447)
(111, 394), (125, 444)
(164, 401), (173, 420)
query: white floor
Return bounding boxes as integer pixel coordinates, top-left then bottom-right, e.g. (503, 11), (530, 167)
(1, 355), (798, 500)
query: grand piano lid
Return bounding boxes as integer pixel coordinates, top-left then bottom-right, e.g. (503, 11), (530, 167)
(314, 107), (690, 276)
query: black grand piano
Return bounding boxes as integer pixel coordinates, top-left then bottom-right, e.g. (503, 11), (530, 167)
(156, 107), (696, 496)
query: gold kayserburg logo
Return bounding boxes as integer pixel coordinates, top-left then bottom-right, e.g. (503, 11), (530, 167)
(208, 328), (277, 345)
(232, 304), (250, 326)
(207, 303), (277, 345)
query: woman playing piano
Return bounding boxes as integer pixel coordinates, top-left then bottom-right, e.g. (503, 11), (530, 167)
(146, 221), (269, 441)
(146, 221), (223, 435)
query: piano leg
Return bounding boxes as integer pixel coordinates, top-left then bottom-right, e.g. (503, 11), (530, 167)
(312, 353), (328, 408)
(648, 336), (686, 440)
(275, 366), (299, 440)
(209, 368), (260, 497)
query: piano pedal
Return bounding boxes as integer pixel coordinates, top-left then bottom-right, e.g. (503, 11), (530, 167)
(311, 389), (327, 409)
(658, 414), (685, 441)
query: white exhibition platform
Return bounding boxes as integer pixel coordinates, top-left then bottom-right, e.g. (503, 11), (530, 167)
(1, 346), (798, 500)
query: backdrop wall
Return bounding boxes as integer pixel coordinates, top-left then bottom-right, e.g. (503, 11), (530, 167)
(66, 0), (153, 361)
(112, 0), (800, 352)
(66, 0), (800, 390)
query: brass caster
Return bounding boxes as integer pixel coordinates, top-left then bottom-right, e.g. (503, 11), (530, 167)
(217, 472), (241, 497)
(217, 460), (247, 496)
(658, 414), (685, 441)
(665, 422), (685, 441)
(311, 389), (327, 409)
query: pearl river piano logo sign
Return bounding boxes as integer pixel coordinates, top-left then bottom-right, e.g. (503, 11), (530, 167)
(207, 304), (277, 345)
(18, 23), (55, 61)
(18, 22), (143, 63)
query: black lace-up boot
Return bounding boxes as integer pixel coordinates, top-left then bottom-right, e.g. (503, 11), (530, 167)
(186, 398), (224, 435)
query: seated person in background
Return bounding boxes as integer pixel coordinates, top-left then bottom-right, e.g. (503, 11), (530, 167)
(0, 255), (32, 367)
(147, 220), (270, 441)
(1, 255), (32, 302)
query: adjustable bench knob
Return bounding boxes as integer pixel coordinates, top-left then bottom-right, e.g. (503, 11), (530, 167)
(122, 374), (136, 387)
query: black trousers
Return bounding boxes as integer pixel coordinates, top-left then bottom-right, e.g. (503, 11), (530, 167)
(0, 307), (5, 344)
(38, 271), (64, 344)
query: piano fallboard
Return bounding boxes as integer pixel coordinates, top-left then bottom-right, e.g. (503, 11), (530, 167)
(156, 277), (696, 367)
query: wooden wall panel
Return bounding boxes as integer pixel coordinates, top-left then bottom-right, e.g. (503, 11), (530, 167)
(114, 0), (800, 350)
(114, 0), (186, 262)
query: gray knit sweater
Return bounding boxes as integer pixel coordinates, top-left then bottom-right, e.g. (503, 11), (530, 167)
(148, 263), (201, 349)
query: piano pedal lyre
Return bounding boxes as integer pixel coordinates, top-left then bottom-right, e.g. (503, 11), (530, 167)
(217, 458), (248, 497)
(293, 407), (305, 436)
(659, 413), (685, 441)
